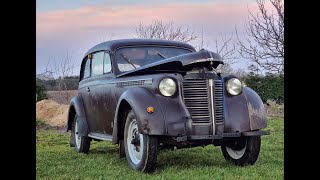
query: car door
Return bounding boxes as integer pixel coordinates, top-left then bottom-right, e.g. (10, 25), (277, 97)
(99, 52), (116, 134)
(89, 51), (116, 134)
(78, 56), (99, 133)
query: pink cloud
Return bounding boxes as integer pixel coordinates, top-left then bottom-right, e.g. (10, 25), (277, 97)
(36, 2), (264, 34)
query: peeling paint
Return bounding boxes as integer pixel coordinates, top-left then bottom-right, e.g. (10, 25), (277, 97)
(243, 87), (267, 130)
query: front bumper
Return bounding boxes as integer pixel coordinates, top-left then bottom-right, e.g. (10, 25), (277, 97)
(176, 130), (270, 142)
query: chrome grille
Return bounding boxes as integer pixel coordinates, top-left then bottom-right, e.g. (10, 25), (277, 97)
(213, 80), (224, 124)
(182, 80), (211, 123)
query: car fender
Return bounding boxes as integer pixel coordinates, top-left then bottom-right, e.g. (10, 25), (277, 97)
(223, 76), (267, 133)
(112, 87), (166, 144)
(242, 86), (267, 130)
(67, 96), (89, 137)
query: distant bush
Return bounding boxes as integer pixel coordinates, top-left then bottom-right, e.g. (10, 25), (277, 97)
(243, 74), (284, 104)
(36, 82), (48, 102)
(36, 76), (79, 91)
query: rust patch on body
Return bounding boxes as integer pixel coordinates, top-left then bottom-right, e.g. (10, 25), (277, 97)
(141, 119), (150, 133)
(243, 87), (267, 130)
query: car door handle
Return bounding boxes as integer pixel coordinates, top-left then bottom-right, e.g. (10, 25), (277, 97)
(87, 87), (90, 92)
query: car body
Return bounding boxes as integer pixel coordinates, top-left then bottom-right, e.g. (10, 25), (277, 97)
(67, 39), (269, 172)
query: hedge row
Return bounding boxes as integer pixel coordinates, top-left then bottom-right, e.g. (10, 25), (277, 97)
(243, 74), (284, 104)
(36, 82), (48, 102)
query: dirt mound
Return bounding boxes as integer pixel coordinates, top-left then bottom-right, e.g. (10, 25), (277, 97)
(36, 99), (68, 127)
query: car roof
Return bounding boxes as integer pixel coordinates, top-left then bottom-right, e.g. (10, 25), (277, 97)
(83, 38), (196, 58)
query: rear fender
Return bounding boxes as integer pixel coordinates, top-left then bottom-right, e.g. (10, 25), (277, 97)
(67, 96), (89, 137)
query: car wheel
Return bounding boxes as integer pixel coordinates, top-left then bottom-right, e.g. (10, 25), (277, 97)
(124, 110), (158, 172)
(119, 140), (125, 158)
(72, 115), (91, 153)
(221, 136), (261, 166)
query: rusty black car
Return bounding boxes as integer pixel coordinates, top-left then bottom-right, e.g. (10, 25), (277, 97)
(67, 39), (269, 172)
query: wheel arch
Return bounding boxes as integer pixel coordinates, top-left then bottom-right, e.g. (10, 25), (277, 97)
(112, 87), (166, 144)
(67, 96), (89, 137)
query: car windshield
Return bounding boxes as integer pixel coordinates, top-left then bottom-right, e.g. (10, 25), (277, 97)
(115, 46), (193, 72)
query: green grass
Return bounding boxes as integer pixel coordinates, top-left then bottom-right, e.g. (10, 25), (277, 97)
(36, 117), (283, 179)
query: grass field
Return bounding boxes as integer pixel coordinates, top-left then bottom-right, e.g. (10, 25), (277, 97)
(36, 117), (283, 179)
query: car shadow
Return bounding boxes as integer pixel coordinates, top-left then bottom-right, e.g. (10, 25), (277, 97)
(155, 149), (230, 171)
(89, 145), (118, 154)
(88, 144), (230, 171)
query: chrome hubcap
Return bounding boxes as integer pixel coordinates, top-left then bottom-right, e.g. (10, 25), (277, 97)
(225, 142), (247, 159)
(127, 119), (143, 165)
(74, 119), (81, 149)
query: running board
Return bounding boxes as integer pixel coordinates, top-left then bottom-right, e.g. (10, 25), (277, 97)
(88, 133), (113, 141)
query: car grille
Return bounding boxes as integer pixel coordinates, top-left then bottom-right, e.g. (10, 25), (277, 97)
(182, 79), (211, 124)
(213, 80), (224, 125)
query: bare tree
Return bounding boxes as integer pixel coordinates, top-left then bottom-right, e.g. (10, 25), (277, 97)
(135, 20), (239, 75)
(213, 34), (238, 65)
(41, 50), (77, 104)
(135, 19), (197, 43)
(236, 0), (284, 74)
(211, 34), (239, 75)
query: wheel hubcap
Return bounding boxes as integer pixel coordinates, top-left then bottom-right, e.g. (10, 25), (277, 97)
(225, 139), (247, 159)
(127, 119), (143, 165)
(74, 119), (81, 149)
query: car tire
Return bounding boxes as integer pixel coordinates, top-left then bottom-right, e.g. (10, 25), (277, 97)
(71, 115), (91, 153)
(119, 140), (125, 158)
(124, 110), (158, 172)
(221, 136), (261, 166)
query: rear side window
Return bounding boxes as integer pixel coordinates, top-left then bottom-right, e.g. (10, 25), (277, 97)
(104, 52), (112, 73)
(92, 52), (104, 76)
(83, 58), (91, 79)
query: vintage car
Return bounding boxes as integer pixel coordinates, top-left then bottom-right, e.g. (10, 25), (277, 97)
(67, 39), (269, 172)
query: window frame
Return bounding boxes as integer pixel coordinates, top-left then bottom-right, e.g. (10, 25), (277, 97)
(81, 57), (92, 80)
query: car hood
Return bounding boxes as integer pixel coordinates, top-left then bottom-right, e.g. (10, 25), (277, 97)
(116, 49), (223, 77)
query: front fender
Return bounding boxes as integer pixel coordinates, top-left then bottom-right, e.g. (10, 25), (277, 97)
(112, 87), (166, 143)
(223, 81), (267, 133)
(67, 96), (89, 137)
(242, 87), (267, 130)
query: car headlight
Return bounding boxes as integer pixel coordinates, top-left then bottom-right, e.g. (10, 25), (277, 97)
(226, 78), (242, 95)
(159, 78), (177, 96)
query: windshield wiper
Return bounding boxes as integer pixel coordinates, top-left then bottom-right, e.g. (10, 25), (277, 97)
(156, 51), (167, 59)
(120, 53), (136, 69)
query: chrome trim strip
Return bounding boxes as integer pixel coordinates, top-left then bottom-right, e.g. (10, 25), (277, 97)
(209, 79), (215, 135)
(112, 78), (153, 84)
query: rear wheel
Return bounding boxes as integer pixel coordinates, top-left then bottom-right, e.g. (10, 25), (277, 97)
(124, 110), (158, 172)
(221, 136), (261, 166)
(71, 115), (91, 153)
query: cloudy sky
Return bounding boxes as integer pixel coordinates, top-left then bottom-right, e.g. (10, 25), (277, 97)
(36, 0), (266, 75)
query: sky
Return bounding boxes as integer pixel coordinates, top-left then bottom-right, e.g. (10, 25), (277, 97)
(36, 0), (265, 75)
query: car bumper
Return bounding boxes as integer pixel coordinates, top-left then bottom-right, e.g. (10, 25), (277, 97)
(176, 130), (270, 142)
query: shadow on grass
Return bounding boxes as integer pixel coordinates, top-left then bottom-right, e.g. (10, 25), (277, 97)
(156, 148), (230, 171)
(86, 143), (230, 172)
(89, 145), (118, 155)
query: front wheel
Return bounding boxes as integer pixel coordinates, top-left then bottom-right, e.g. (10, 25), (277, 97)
(71, 115), (91, 153)
(124, 110), (158, 172)
(221, 136), (261, 166)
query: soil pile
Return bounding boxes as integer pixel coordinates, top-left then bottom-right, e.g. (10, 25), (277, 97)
(36, 99), (68, 127)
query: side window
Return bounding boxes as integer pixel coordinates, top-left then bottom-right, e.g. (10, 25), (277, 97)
(104, 52), (112, 73)
(92, 52), (104, 76)
(83, 58), (91, 79)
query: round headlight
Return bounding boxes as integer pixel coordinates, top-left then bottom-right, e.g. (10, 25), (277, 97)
(159, 78), (177, 96)
(226, 78), (242, 95)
